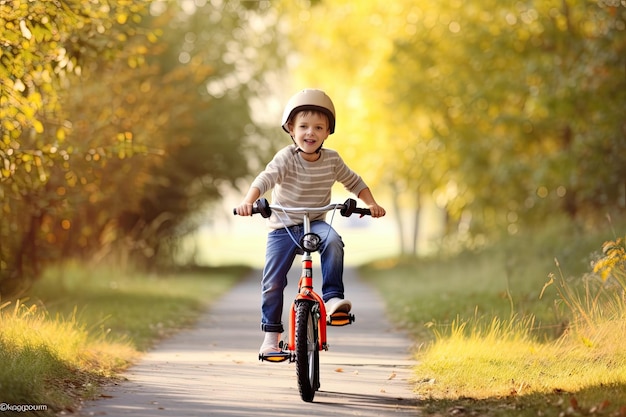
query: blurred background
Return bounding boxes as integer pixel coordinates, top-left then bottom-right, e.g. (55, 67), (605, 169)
(1, 0), (625, 295)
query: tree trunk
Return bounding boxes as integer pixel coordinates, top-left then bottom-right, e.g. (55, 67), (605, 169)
(411, 192), (421, 256)
(390, 182), (406, 256)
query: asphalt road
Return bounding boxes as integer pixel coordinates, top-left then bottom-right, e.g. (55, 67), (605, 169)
(79, 267), (420, 416)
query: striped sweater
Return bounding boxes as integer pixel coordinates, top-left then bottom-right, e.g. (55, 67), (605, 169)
(250, 145), (368, 229)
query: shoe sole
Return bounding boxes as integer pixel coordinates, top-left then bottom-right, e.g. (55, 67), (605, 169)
(327, 300), (351, 315)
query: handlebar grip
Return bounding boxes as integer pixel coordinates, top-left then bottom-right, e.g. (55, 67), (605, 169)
(353, 207), (372, 216)
(340, 198), (371, 217)
(233, 198), (272, 218)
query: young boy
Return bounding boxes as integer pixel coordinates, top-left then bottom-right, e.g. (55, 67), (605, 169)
(235, 89), (386, 354)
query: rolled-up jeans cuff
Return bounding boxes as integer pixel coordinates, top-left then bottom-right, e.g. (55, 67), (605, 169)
(261, 323), (284, 333)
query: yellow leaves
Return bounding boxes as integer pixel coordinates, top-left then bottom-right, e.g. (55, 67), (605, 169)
(2, 119), (16, 132)
(33, 119), (44, 133)
(593, 239), (626, 282)
(64, 171), (78, 188)
(127, 55), (145, 69)
(116, 13), (128, 25)
(117, 131), (134, 142)
(147, 31), (159, 43)
(116, 131), (135, 159)
(56, 127), (66, 142)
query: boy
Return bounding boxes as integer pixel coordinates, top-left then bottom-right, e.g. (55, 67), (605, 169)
(235, 89), (385, 354)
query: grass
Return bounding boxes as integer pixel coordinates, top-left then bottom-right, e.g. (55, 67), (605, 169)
(2, 212), (625, 416)
(361, 214), (626, 416)
(0, 263), (248, 415)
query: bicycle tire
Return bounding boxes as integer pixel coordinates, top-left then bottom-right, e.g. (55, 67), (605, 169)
(294, 300), (320, 402)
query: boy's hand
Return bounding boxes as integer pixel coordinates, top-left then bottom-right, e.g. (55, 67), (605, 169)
(235, 202), (254, 216)
(357, 188), (386, 218)
(367, 203), (386, 218)
(235, 188), (262, 216)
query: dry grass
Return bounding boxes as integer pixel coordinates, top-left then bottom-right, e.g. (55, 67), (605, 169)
(0, 265), (246, 414)
(362, 222), (626, 416)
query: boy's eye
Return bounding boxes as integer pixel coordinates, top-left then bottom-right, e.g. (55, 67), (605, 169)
(297, 124), (326, 131)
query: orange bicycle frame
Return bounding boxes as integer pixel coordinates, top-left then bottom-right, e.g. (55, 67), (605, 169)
(287, 256), (328, 351)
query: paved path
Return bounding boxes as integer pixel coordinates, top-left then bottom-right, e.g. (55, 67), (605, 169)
(80, 267), (420, 416)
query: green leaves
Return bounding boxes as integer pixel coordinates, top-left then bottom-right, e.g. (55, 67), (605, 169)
(283, 0), (626, 240)
(1, 0), (283, 293)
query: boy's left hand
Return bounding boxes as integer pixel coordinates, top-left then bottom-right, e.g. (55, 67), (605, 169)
(367, 204), (386, 218)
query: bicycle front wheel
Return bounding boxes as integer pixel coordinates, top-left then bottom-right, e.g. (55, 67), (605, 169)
(294, 300), (320, 402)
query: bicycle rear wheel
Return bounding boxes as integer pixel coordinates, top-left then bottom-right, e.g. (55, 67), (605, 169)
(294, 300), (320, 402)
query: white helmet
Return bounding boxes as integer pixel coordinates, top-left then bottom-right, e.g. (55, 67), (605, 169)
(281, 89), (336, 135)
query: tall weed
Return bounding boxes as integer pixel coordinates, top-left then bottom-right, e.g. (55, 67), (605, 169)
(0, 300), (135, 413)
(541, 237), (626, 335)
(416, 236), (626, 401)
(0, 264), (244, 413)
(362, 216), (626, 410)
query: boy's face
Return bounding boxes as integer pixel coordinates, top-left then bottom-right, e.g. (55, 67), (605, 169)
(288, 111), (330, 156)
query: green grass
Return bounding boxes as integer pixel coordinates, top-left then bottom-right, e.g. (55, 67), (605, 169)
(3, 213), (625, 416)
(361, 215), (626, 416)
(0, 264), (248, 415)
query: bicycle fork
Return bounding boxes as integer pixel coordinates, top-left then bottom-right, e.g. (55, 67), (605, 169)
(288, 253), (328, 353)
(259, 232), (354, 364)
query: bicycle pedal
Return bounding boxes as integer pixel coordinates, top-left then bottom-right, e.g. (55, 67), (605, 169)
(327, 312), (355, 326)
(258, 351), (291, 363)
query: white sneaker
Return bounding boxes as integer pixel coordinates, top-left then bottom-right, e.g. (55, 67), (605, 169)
(259, 332), (282, 355)
(325, 297), (352, 316)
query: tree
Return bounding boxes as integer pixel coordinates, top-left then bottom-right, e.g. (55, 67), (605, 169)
(388, 0), (626, 234)
(1, 0), (156, 293)
(0, 0), (286, 295)
(277, 0), (626, 254)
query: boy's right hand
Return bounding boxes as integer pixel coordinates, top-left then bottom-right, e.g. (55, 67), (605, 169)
(235, 202), (254, 216)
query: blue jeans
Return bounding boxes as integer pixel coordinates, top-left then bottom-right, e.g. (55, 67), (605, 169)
(260, 220), (345, 333)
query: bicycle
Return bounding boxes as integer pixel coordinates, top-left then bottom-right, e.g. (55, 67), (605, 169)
(233, 197), (371, 402)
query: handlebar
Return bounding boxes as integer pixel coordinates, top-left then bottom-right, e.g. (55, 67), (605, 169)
(233, 198), (371, 218)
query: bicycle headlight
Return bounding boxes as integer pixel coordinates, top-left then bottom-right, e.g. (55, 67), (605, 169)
(300, 233), (321, 252)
